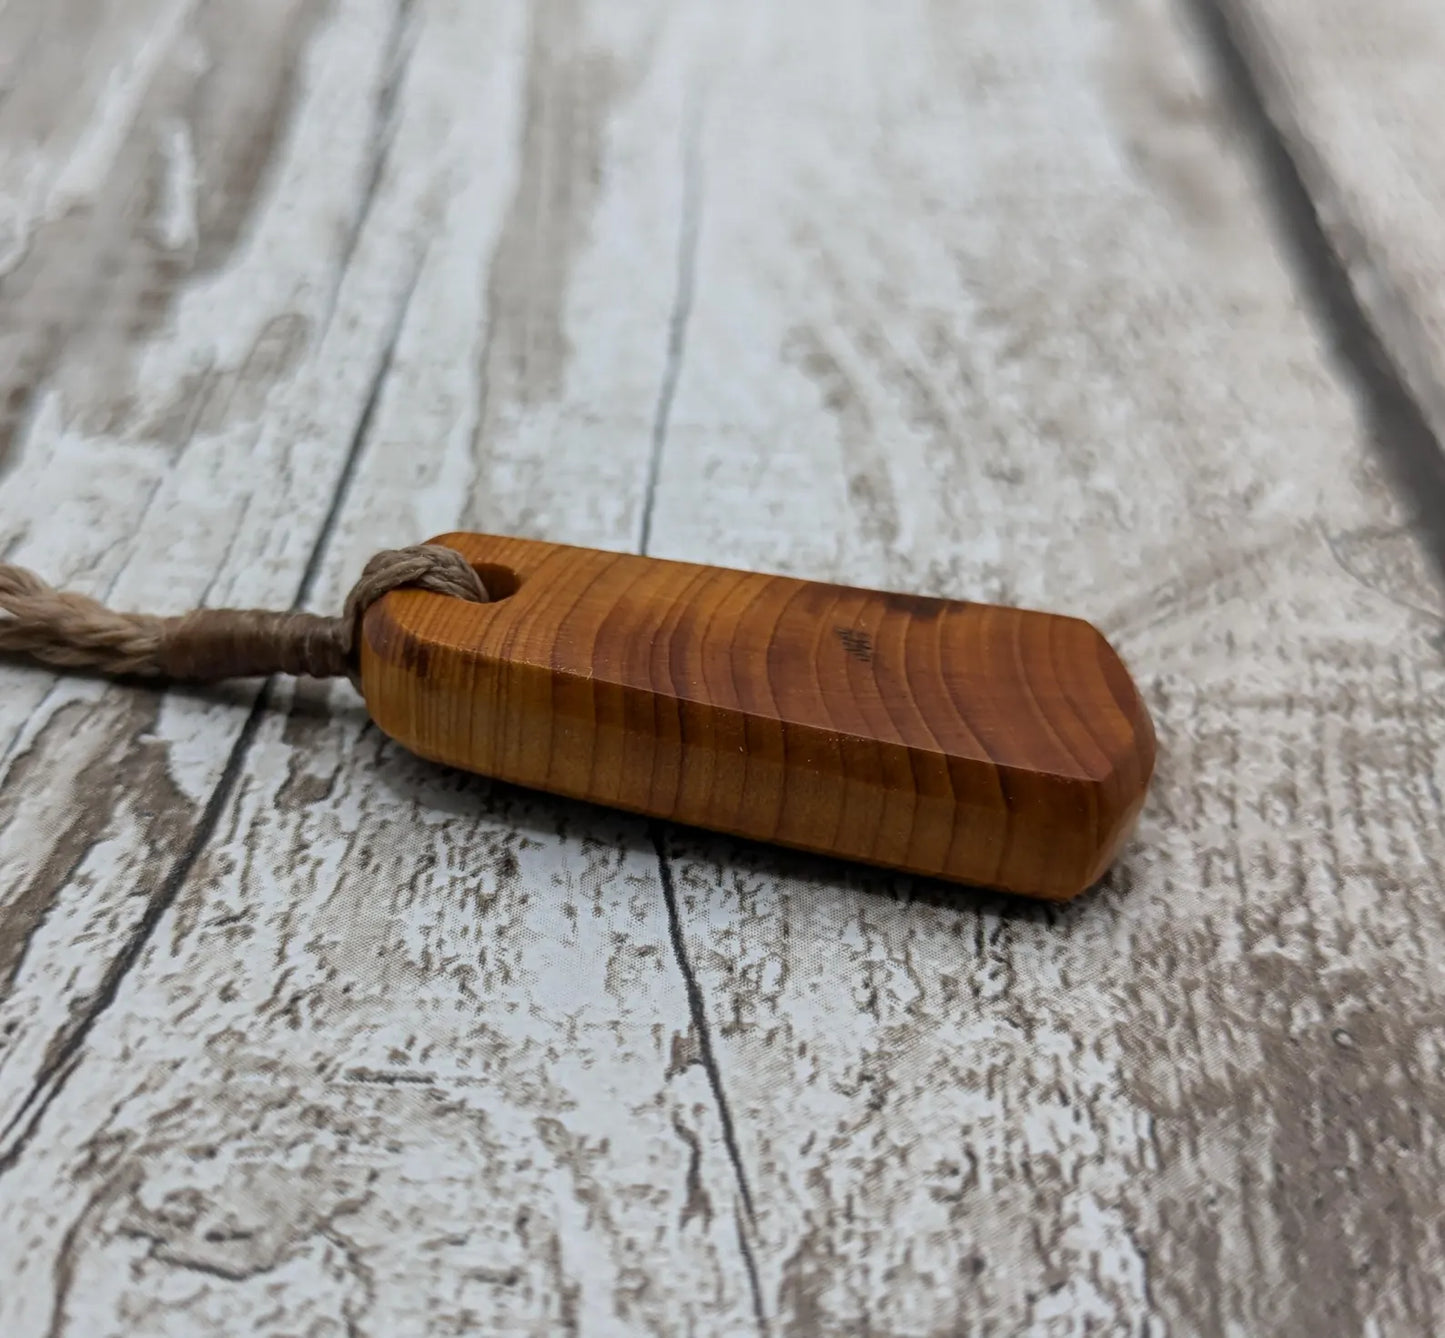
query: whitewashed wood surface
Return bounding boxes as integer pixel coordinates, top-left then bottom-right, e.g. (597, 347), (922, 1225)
(1200, 0), (1445, 500)
(0, 1), (1442, 1334)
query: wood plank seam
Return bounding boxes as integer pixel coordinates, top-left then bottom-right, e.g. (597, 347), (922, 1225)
(1180, 0), (1445, 582)
(654, 825), (769, 1334)
(638, 96), (705, 558)
(632, 103), (771, 1331)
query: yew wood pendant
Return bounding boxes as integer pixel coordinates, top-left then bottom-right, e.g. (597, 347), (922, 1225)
(359, 533), (1155, 900)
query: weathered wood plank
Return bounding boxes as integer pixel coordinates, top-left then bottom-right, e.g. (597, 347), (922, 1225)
(0, 0), (414, 1141)
(1, 1), (763, 1333)
(645, 0), (1445, 1333)
(1197, 0), (1445, 494)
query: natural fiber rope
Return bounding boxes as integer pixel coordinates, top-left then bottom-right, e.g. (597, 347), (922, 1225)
(0, 545), (489, 682)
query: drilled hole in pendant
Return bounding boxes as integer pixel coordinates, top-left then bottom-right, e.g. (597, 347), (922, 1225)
(472, 562), (521, 602)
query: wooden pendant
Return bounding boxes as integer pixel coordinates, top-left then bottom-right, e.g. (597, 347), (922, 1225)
(359, 533), (1155, 900)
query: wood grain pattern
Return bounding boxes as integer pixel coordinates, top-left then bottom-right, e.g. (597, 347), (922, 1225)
(0, 0), (1443, 1335)
(362, 533), (1155, 898)
(3, 5), (768, 1334)
(643, 0), (1445, 1332)
(0, 0), (413, 1143)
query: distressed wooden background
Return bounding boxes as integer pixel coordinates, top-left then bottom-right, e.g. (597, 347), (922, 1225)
(1, 1), (1442, 1334)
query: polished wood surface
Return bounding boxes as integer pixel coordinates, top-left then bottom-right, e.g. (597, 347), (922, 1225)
(360, 533), (1156, 899)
